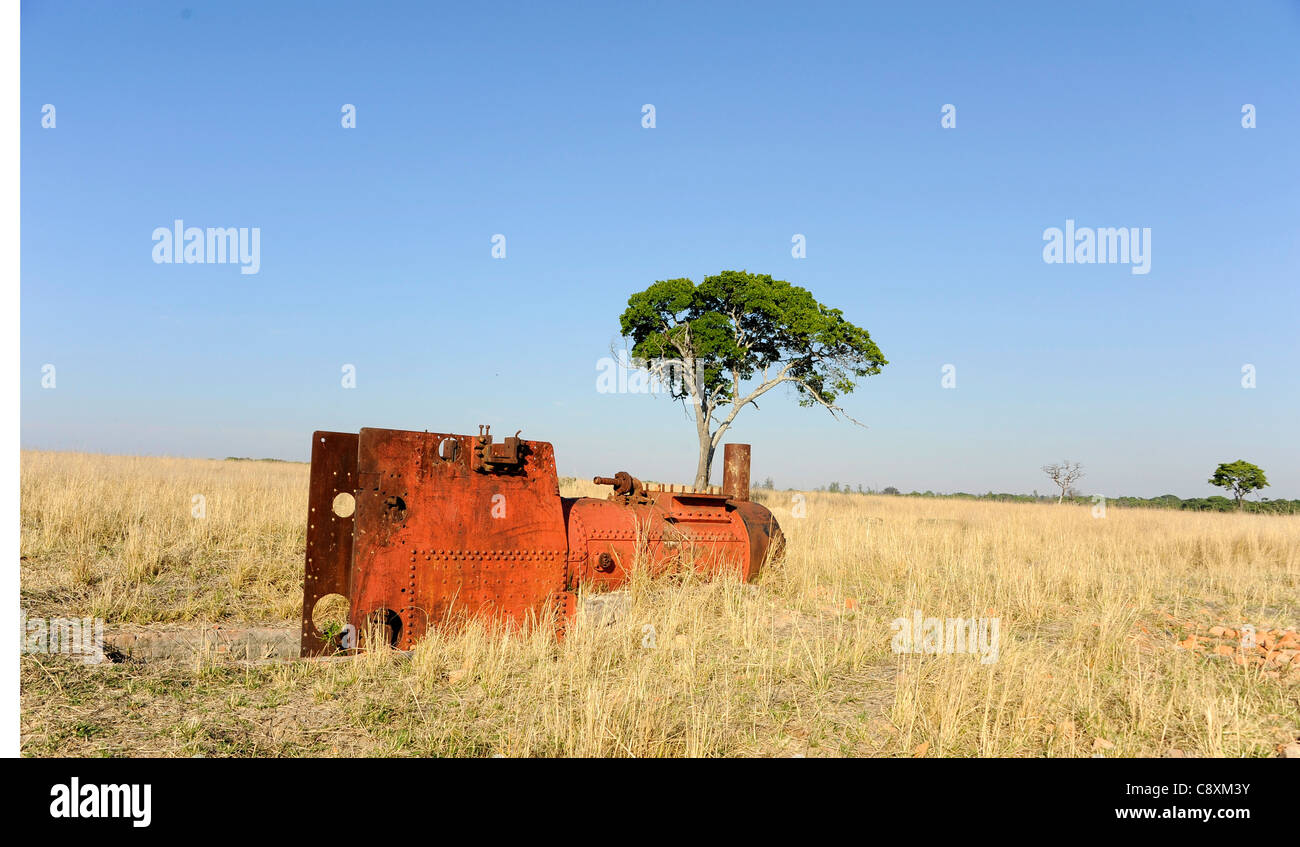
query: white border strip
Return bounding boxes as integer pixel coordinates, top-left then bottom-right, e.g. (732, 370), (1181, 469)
(2, 0), (20, 758)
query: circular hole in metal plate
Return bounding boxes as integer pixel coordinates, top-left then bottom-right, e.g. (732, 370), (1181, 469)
(311, 593), (350, 637)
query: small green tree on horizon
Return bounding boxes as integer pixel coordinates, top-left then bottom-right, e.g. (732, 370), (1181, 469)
(1208, 460), (1269, 510)
(619, 270), (887, 488)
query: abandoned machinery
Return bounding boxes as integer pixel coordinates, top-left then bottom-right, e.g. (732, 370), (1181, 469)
(301, 426), (784, 655)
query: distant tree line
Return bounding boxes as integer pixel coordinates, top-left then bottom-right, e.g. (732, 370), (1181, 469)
(762, 460), (1293, 514)
(763, 484), (1299, 514)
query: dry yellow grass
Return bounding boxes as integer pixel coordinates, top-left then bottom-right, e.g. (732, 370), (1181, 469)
(19, 450), (1300, 757)
(21, 451), (306, 622)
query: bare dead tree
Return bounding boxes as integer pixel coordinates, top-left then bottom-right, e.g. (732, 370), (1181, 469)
(1041, 461), (1084, 504)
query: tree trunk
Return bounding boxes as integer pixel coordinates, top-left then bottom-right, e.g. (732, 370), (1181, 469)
(694, 436), (715, 490)
(691, 376), (714, 489)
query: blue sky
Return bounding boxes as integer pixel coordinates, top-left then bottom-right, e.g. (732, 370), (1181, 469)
(20, 0), (1300, 498)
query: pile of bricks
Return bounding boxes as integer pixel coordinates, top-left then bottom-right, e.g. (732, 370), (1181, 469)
(1176, 624), (1299, 676)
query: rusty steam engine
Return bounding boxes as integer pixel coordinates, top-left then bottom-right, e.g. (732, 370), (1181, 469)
(301, 426), (784, 655)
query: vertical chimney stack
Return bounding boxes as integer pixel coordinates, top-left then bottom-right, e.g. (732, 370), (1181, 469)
(722, 443), (751, 501)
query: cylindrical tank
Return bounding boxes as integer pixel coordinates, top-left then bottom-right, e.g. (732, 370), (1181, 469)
(570, 446), (784, 589)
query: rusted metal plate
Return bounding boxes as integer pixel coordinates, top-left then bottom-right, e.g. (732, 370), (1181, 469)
(300, 431), (359, 656)
(348, 428), (568, 649)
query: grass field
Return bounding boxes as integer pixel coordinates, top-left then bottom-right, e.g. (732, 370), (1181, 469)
(19, 450), (1300, 757)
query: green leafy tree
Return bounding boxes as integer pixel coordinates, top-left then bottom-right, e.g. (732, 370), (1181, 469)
(1208, 460), (1269, 510)
(619, 271), (887, 488)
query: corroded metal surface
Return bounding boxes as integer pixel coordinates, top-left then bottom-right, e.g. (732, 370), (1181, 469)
(722, 443), (751, 502)
(301, 431), (358, 656)
(349, 427), (568, 651)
